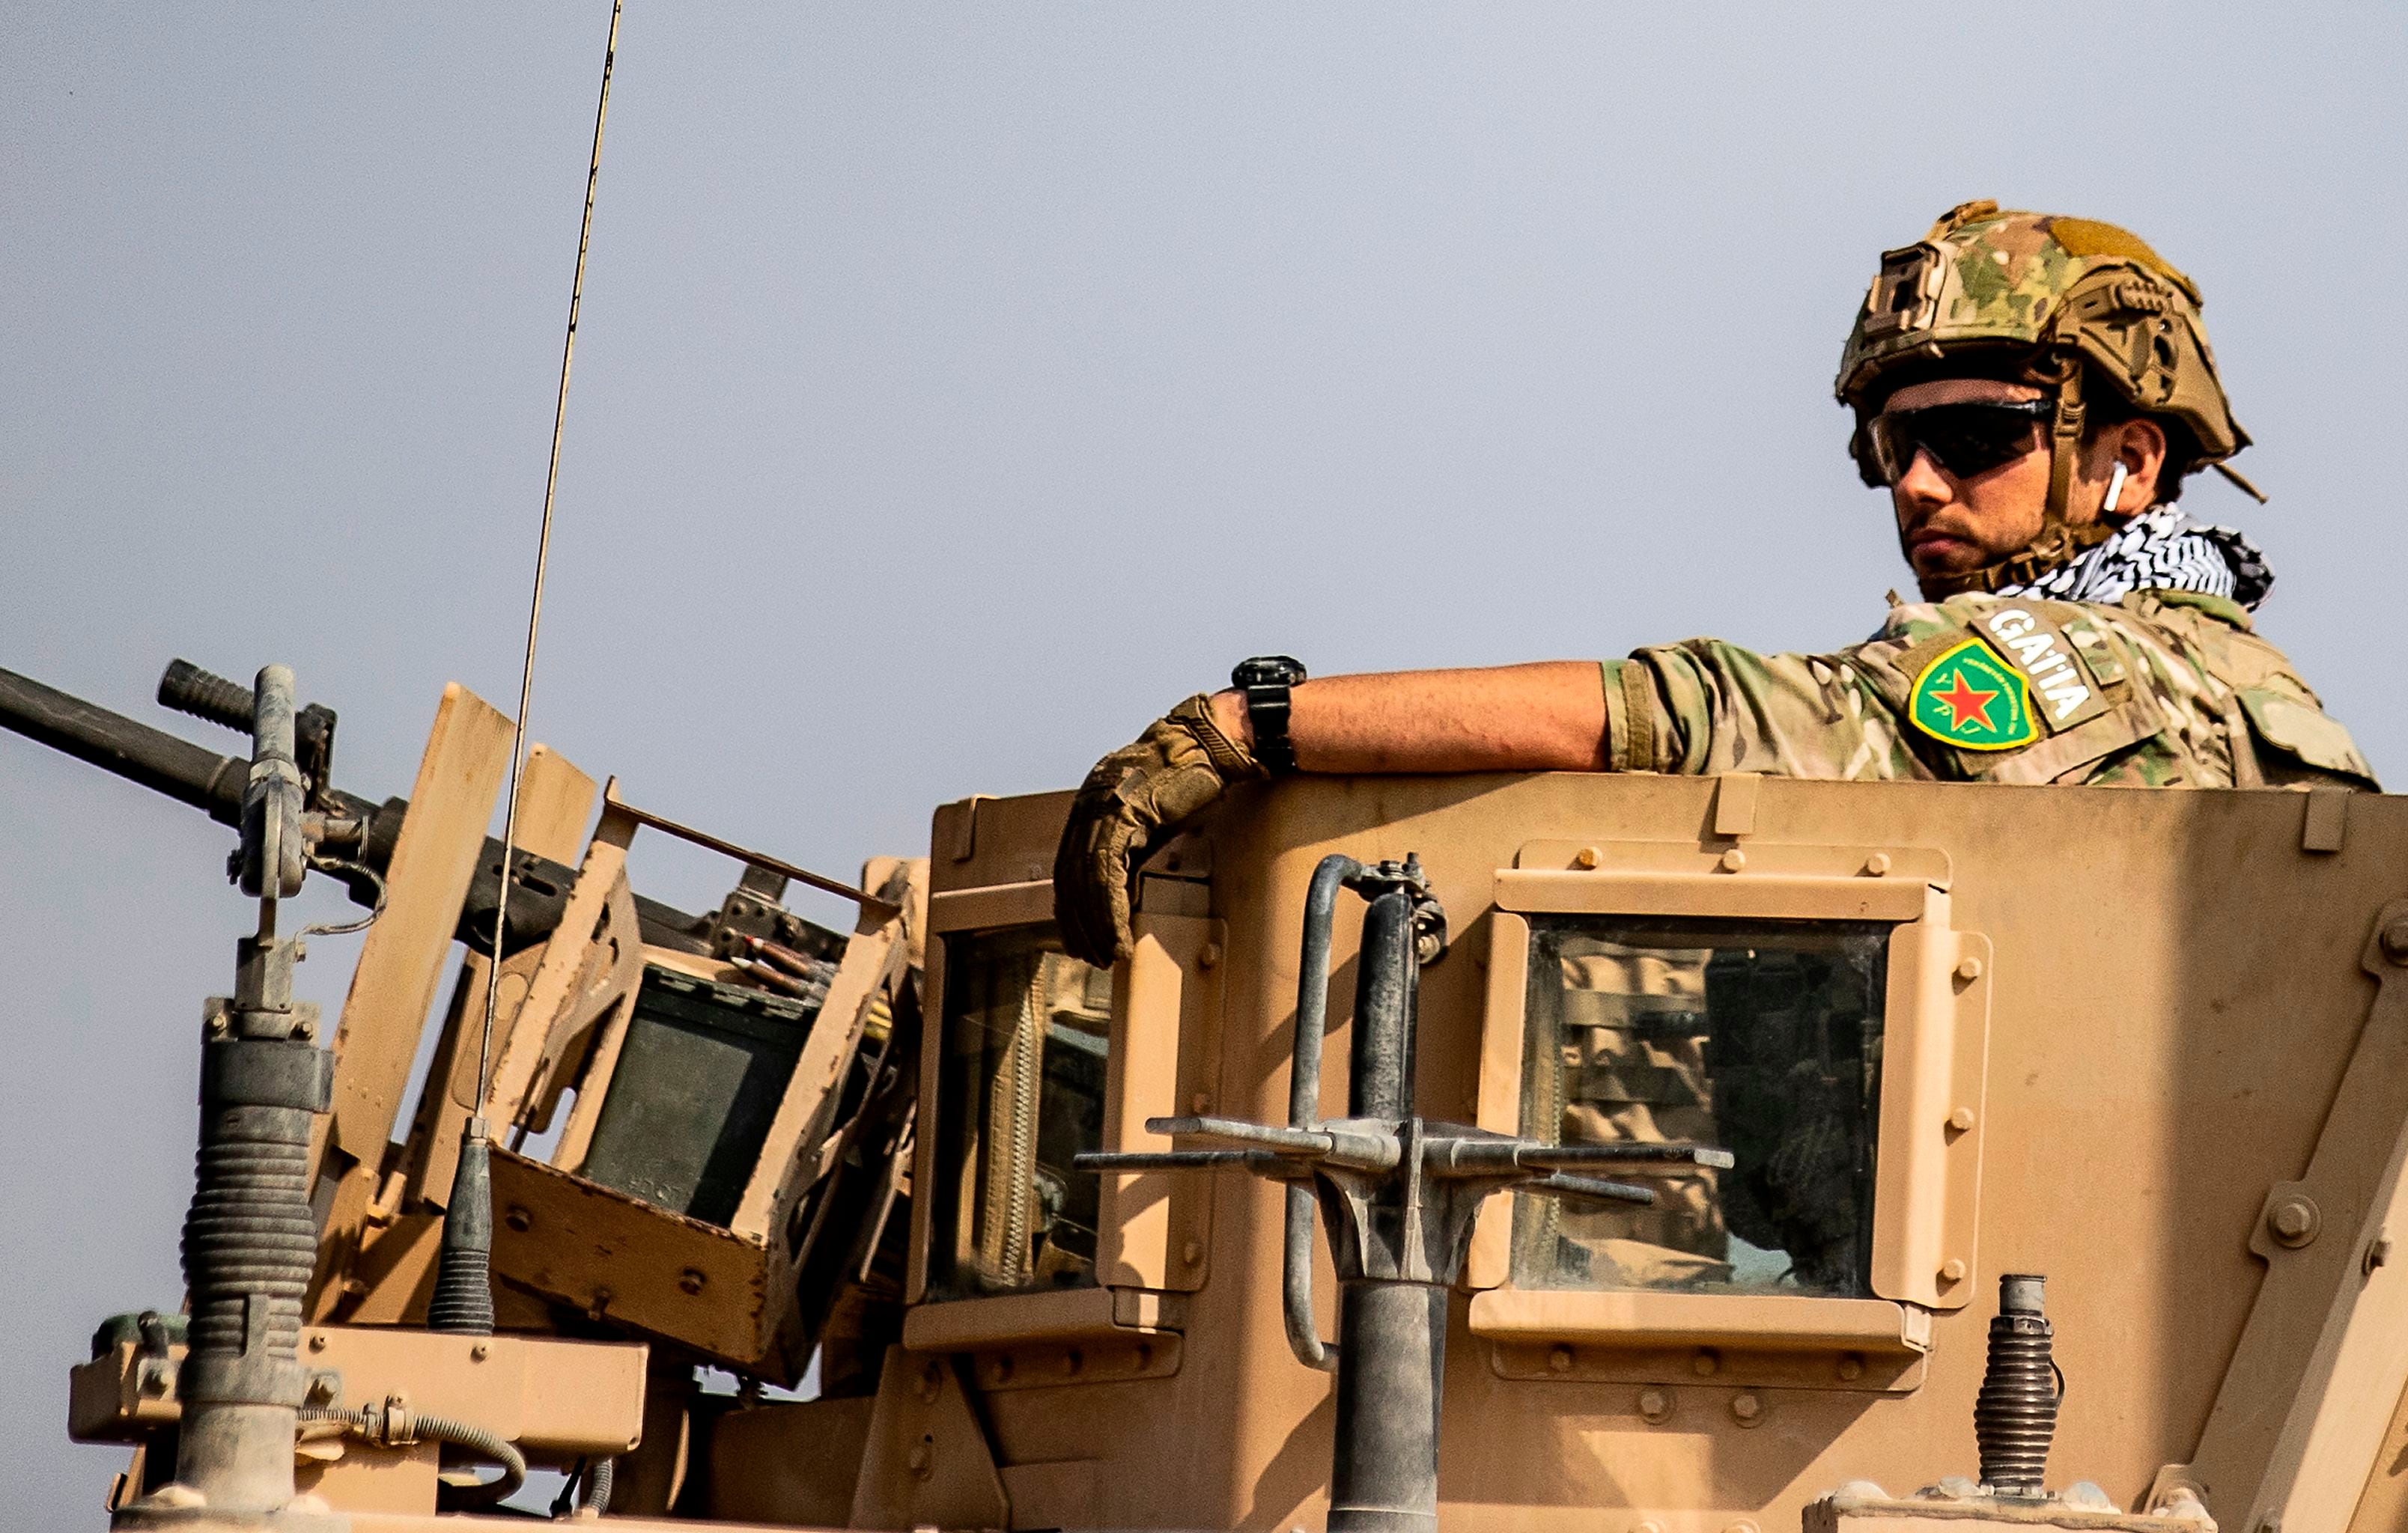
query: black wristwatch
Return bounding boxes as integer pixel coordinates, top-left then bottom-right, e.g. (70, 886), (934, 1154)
(1232, 656), (1307, 776)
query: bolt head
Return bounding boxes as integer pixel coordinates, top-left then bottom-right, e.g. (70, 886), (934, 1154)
(1718, 848), (1748, 874)
(504, 1205), (533, 1233)
(1574, 846), (1601, 869)
(2270, 1198), (2319, 1246)
(678, 1268), (707, 1296)
(1836, 1353), (1865, 1382)
(1939, 1258), (1968, 1283)
(1182, 1240), (1203, 1266)
(1548, 1345), (1574, 1374)
(1948, 1106), (1977, 1133)
(470, 1342), (490, 1362)
(2384, 919), (2408, 964)
(1637, 1388), (1672, 1424)
(1863, 853), (1892, 877)
(907, 1439), (932, 1476)
(1954, 956), (1984, 983)
(1691, 1348), (1719, 1377)
(306, 1333), (328, 1353)
(1730, 1392), (1763, 1424)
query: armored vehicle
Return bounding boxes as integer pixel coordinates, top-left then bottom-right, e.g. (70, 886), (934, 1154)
(13, 653), (2408, 1532)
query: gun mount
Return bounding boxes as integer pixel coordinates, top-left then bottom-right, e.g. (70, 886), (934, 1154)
(1079, 853), (1730, 1533)
(0, 660), (715, 957)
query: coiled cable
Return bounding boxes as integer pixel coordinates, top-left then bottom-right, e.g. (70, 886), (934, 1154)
(298, 1404), (526, 1508)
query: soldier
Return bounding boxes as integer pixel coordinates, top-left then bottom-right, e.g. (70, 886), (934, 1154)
(1054, 201), (2378, 973)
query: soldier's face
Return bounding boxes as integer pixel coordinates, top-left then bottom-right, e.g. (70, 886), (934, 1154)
(1880, 377), (2058, 584)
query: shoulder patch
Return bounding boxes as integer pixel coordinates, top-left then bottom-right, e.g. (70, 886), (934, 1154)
(1909, 636), (2037, 751)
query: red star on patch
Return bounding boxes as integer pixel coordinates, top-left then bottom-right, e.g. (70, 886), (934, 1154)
(1930, 668), (1999, 731)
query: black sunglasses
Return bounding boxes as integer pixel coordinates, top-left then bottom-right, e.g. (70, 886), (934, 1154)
(1866, 398), (2052, 484)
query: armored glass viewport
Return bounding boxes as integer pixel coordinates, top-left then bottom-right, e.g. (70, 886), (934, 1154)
(1512, 915), (1890, 1298)
(929, 924), (1114, 1298)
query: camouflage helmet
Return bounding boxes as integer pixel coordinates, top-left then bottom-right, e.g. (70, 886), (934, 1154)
(1835, 201), (2257, 596)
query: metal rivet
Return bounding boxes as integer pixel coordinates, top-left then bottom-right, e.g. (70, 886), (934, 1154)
(1954, 956), (1983, 983)
(504, 1205), (533, 1233)
(1548, 1345), (1574, 1374)
(2383, 919), (2408, 966)
(1948, 1106), (1976, 1133)
(1939, 1258), (1968, 1283)
(1061, 1348), (1084, 1377)
(1730, 1392), (1764, 1427)
(1718, 848), (1748, 874)
(2368, 1232), (2395, 1276)
(1182, 1240), (1203, 1266)
(679, 1268), (707, 1296)
(2269, 1195), (2320, 1249)
(1637, 1388), (1672, 1424)
(470, 1342), (490, 1362)
(1691, 1348), (1719, 1377)
(1864, 853), (1891, 877)
(916, 1362), (941, 1401)
(1191, 1092), (1212, 1113)
(1837, 1353), (1864, 1382)
(907, 1438), (932, 1478)
(306, 1333), (328, 1353)
(1198, 942), (1222, 969)
(1574, 846), (1601, 869)
(990, 1356), (1014, 1385)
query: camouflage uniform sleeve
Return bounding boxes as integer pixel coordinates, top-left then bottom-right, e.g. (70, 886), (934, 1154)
(1602, 593), (2379, 790)
(1598, 621), (1945, 781)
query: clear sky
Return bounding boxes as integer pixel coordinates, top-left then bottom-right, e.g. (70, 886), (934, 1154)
(4, 5), (2401, 1520)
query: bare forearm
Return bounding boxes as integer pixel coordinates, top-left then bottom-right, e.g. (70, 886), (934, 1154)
(1211, 662), (1608, 774)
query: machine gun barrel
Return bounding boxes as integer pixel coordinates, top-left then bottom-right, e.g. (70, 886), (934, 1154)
(0, 665), (252, 828)
(0, 663), (709, 955)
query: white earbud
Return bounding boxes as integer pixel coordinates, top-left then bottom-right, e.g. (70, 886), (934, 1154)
(2103, 461), (2129, 516)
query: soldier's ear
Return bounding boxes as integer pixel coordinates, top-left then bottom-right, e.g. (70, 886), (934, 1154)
(2118, 415), (2168, 480)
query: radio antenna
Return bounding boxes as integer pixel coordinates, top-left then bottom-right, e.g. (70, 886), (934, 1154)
(431, 0), (624, 1341)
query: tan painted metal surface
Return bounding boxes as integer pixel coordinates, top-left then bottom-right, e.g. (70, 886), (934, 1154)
(882, 772), (2408, 1529)
(74, 749), (2408, 1531)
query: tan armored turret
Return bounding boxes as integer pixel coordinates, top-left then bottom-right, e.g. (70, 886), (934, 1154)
(19, 659), (2408, 1531)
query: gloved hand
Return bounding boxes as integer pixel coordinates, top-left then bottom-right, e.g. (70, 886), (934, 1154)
(1054, 693), (1263, 966)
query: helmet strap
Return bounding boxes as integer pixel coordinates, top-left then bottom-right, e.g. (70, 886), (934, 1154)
(2042, 360), (2086, 530)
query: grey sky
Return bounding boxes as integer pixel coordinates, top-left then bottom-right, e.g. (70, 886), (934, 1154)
(4, 6), (2401, 1519)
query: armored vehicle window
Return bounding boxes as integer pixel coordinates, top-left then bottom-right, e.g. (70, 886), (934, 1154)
(1512, 916), (1888, 1298)
(928, 926), (1113, 1299)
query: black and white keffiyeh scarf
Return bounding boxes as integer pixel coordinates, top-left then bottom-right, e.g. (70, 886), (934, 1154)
(1998, 503), (2274, 611)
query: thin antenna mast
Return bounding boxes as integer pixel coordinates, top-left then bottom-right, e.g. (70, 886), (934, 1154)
(479, 0), (623, 1105)
(430, 0), (624, 1343)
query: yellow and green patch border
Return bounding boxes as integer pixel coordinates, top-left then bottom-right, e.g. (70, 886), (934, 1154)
(1908, 636), (2037, 751)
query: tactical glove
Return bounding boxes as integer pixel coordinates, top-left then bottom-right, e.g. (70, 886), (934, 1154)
(1053, 693), (1263, 966)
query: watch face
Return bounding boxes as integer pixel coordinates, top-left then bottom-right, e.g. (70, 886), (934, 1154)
(1232, 655), (1307, 689)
